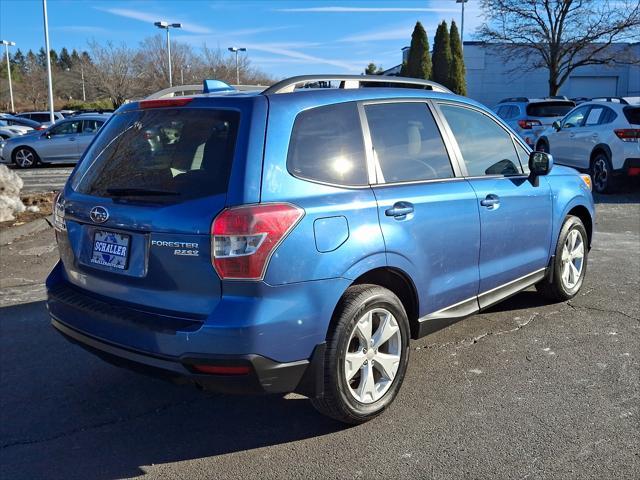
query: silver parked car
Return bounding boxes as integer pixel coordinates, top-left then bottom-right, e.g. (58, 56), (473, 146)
(0, 114), (110, 168)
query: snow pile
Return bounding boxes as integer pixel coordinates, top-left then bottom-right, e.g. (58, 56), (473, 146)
(0, 164), (25, 222)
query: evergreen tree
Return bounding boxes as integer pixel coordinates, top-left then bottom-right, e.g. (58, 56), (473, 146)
(12, 49), (25, 73)
(364, 62), (383, 75)
(59, 47), (72, 69)
(49, 49), (58, 67)
(431, 21), (452, 87)
(37, 47), (47, 67)
(70, 49), (81, 66)
(449, 20), (467, 95)
(405, 21), (431, 80)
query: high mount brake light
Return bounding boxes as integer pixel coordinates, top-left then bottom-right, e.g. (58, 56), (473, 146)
(211, 203), (304, 280)
(518, 119), (542, 130)
(139, 98), (193, 109)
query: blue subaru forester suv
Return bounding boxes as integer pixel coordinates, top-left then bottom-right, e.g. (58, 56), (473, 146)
(47, 75), (594, 424)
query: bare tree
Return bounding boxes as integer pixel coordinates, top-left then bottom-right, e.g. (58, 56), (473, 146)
(477, 0), (640, 95)
(84, 41), (141, 108)
(136, 35), (198, 91)
(19, 52), (47, 109)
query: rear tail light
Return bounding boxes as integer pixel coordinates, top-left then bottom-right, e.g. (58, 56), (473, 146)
(37, 125), (47, 130)
(211, 203), (304, 280)
(614, 129), (640, 142)
(518, 119), (542, 130)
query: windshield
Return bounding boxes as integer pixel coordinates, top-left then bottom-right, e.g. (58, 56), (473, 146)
(526, 102), (575, 118)
(72, 108), (240, 203)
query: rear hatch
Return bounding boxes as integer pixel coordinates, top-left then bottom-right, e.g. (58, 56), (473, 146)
(526, 101), (575, 136)
(56, 100), (245, 317)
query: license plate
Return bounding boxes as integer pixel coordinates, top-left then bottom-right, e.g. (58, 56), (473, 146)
(91, 230), (130, 270)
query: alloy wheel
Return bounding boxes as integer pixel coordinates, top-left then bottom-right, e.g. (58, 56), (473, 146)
(344, 308), (402, 404)
(561, 229), (585, 290)
(14, 149), (35, 168)
(592, 157), (609, 193)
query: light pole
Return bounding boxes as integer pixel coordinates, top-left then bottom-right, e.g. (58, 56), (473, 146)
(80, 63), (86, 101)
(456, 0), (468, 51)
(227, 47), (246, 85)
(180, 64), (190, 85)
(154, 21), (182, 87)
(42, 0), (55, 124)
(0, 40), (15, 112)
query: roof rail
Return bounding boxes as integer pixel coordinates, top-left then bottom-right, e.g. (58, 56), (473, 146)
(262, 75), (452, 95)
(145, 84), (203, 100)
(498, 97), (529, 103)
(591, 96), (629, 105)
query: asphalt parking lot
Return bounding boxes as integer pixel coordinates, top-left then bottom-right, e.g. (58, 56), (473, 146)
(1, 185), (638, 480)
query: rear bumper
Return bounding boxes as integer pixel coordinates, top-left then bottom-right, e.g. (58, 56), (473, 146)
(51, 316), (324, 395)
(618, 158), (640, 176)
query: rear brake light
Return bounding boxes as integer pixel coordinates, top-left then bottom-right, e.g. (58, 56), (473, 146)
(211, 203), (304, 280)
(192, 364), (251, 375)
(139, 98), (193, 109)
(614, 129), (640, 142)
(518, 119), (542, 130)
(628, 167), (640, 176)
(37, 125), (47, 130)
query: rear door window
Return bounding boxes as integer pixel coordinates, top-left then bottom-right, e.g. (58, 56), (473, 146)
(439, 103), (523, 177)
(364, 102), (454, 183)
(81, 120), (104, 134)
(287, 102), (368, 186)
(72, 108), (239, 202)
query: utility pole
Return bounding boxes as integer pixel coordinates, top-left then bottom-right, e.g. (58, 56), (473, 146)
(0, 40), (15, 112)
(456, 0), (468, 51)
(42, 0), (55, 123)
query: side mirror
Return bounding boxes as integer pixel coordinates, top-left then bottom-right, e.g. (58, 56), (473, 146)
(552, 120), (561, 131)
(529, 151), (553, 177)
(42, 131), (51, 139)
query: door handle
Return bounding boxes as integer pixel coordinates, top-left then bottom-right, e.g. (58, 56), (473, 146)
(480, 194), (500, 209)
(68, 137), (76, 141)
(385, 201), (414, 218)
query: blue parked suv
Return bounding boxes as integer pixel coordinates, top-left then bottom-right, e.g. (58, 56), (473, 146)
(47, 75), (595, 424)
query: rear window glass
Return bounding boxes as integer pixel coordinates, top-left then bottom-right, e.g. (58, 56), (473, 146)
(287, 102), (368, 186)
(526, 102), (575, 117)
(72, 108), (239, 202)
(623, 106), (640, 125)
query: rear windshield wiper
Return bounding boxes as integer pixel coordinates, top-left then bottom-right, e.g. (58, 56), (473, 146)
(106, 188), (180, 196)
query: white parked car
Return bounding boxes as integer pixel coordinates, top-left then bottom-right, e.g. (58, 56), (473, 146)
(536, 99), (640, 193)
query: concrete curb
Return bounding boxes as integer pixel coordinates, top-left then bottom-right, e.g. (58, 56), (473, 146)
(0, 215), (53, 246)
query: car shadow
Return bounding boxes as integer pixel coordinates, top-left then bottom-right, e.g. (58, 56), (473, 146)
(592, 182), (640, 204)
(0, 301), (347, 480)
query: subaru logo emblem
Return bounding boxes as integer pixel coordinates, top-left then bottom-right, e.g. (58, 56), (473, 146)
(89, 206), (109, 224)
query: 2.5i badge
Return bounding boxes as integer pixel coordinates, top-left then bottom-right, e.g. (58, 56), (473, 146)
(91, 231), (130, 269)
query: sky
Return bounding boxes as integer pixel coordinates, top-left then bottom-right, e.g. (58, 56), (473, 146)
(0, 0), (484, 77)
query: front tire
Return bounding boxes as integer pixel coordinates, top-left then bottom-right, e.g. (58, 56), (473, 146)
(12, 147), (39, 169)
(311, 284), (410, 424)
(537, 215), (588, 301)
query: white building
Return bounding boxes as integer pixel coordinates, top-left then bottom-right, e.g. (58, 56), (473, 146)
(383, 42), (640, 107)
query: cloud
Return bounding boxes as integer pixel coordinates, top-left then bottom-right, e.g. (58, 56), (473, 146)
(96, 7), (213, 34)
(340, 23), (438, 43)
(56, 26), (111, 34)
(276, 7), (457, 13)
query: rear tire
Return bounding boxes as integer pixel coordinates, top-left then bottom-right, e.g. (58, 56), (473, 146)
(590, 152), (617, 194)
(311, 284), (410, 424)
(12, 147), (39, 169)
(537, 215), (588, 301)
